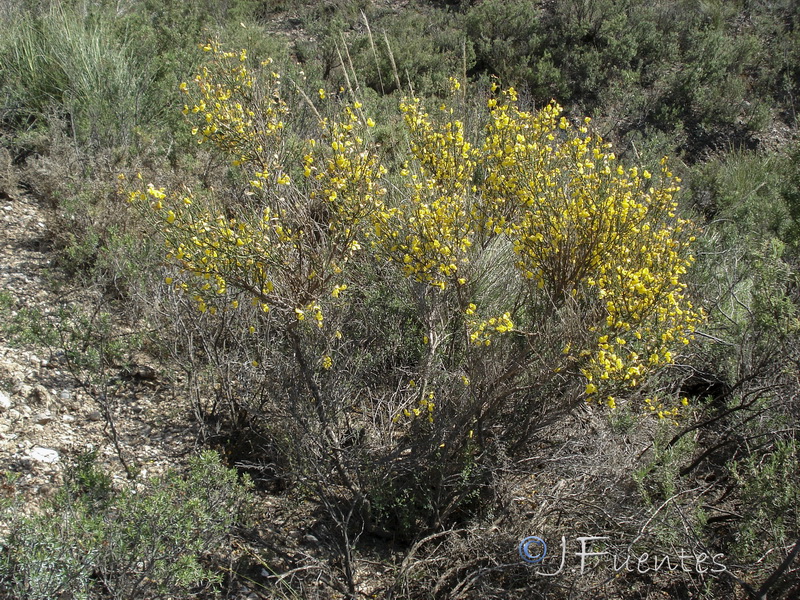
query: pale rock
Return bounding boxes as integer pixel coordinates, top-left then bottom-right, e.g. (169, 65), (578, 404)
(34, 412), (54, 425)
(13, 382), (31, 398)
(0, 389), (11, 411)
(28, 446), (59, 464)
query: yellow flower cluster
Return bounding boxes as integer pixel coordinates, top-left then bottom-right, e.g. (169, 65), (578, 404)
(477, 87), (561, 240)
(129, 183), (278, 315)
(143, 42), (387, 327)
(371, 97), (476, 290)
(644, 397), (685, 423)
(467, 312), (514, 346)
(184, 41), (287, 176)
(395, 391), (436, 424)
(132, 40), (703, 417)
(307, 102), (388, 257)
(369, 86), (703, 403)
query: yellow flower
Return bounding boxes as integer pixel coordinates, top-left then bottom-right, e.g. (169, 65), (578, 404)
(140, 62), (701, 421)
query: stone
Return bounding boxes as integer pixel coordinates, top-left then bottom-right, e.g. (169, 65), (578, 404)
(31, 384), (51, 408)
(0, 389), (11, 411)
(34, 412), (54, 425)
(12, 382), (31, 398)
(28, 446), (59, 464)
(86, 410), (103, 422)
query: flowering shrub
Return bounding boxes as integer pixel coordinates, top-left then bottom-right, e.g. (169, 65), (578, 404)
(130, 40), (701, 413)
(373, 85), (703, 409)
(127, 41), (703, 534)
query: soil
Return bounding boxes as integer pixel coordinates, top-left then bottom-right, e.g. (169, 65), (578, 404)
(0, 192), (200, 500)
(0, 191), (389, 599)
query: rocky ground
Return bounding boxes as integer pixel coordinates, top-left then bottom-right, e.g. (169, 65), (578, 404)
(0, 192), (197, 505)
(0, 191), (370, 599)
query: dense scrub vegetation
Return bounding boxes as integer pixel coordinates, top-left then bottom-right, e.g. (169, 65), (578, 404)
(0, 0), (798, 598)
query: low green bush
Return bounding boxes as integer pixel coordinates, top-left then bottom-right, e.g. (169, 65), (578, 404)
(0, 451), (252, 600)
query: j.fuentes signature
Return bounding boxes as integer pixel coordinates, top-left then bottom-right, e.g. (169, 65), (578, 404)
(519, 535), (727, 576)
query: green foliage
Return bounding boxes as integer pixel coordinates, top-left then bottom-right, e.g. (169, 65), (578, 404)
(0, 0), (277, 154)
(464, 0), (781, 160)
(0, 290), (142, 374)
(634, 424), (696, 506)
(0, 0), (798, 597)
(1, 0), (798, 163)
(688, 148), (800, 389)
(690, 150), (793, 245)
(0, 301), (59, 348)
(364, 438), (485, 542)
(731, 439), (799, 560)
(0, 2), (152, 149)
(781, 142), (800, 251)
(465, 0), (565, 101)
(0, 451), (252, 600)
(725, 437), (800, 599)
(607, 405), (638, 434)
(350, 8), (474, 97)
(62, 449), (115, 510)
(52, 187), (162, 300)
